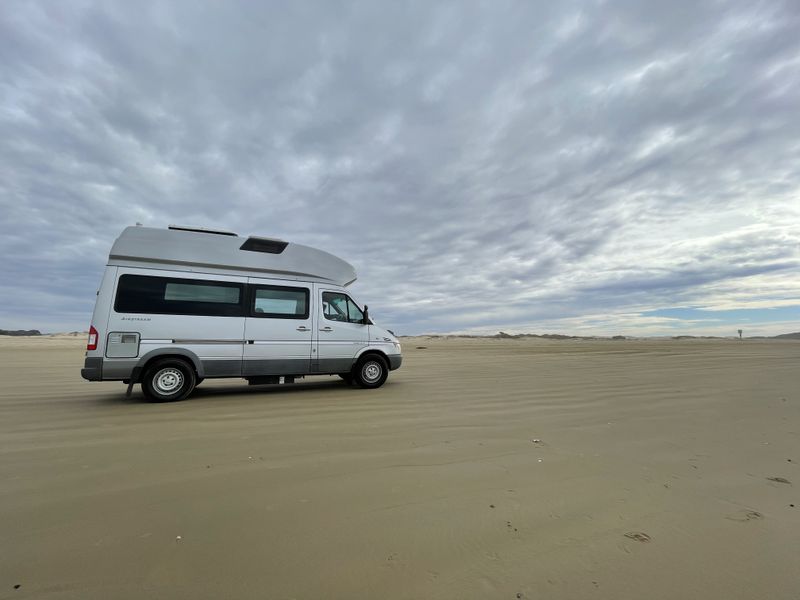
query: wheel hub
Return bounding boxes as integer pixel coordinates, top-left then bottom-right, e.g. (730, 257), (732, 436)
(154, 368), (183, 393)
(362, 362), (381, 382)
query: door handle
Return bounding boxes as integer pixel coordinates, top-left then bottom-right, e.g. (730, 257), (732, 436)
(296, 326), (310, 332)
(319, 327), (333, 332)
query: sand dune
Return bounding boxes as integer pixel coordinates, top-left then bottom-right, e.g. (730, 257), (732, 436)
(1, 336), (798, 599)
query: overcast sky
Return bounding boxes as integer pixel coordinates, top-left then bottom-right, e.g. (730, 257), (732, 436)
(2, 1), (799, 336)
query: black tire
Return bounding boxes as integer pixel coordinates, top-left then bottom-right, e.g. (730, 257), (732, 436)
(141, 358), (196, 402)
(353, 354), (388, 389)
(338, 373), (353, 385)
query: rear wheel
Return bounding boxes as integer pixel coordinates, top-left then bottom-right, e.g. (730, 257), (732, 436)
(353, 355), (388, 389)
(141, 358), (196, 402)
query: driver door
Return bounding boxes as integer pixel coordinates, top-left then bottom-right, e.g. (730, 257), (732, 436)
(313, 287), (368, 373)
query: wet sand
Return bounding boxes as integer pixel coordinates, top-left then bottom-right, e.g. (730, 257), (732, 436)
(1, 336), (798, 599)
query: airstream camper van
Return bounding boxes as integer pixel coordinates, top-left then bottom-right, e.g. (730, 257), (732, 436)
(80, 225), (402, 401)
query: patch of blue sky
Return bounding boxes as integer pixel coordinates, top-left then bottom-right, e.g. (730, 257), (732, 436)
(643, 306), (800, 324)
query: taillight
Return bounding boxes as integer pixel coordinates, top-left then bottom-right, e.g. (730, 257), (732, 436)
(87, 325), (98, 351)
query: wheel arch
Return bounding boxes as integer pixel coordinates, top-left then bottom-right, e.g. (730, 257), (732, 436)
(354, 347), (390, 366)
(136, 348), (204, 380)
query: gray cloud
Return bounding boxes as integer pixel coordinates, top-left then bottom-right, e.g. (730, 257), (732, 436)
(1, 0), (799, 334)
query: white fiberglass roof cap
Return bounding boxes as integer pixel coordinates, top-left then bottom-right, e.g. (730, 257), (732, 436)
(108, 225), (357, 286)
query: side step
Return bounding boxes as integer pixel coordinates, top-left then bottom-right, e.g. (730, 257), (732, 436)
(246, 375), (298, 386)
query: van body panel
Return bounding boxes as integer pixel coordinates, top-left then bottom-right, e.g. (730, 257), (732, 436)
(107, 267), (247, 376)
(85, 266), (119, 361)
(102, 358), (140, 379)
(242, 359), (311, 376)
(201, 359), (242, 377)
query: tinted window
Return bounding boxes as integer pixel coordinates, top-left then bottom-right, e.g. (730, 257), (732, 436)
(252, 286), (309, 319)
(115, 275), (244, 317)
(165, 282), (240, 303)
(322, 292), (364, 324)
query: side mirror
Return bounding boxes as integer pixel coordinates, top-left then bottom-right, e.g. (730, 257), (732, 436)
(362, 305), (369, 325)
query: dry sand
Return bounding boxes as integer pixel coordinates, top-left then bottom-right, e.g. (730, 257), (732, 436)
(1, 335), (798, 599)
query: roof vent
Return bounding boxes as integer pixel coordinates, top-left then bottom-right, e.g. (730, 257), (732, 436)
(240, 237), (289, 254)
(168, 225), (238, 237)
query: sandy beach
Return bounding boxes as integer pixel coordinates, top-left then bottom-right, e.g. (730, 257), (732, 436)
(1, 335), (798, 599)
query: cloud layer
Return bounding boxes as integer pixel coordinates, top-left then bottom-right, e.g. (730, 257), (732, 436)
(2, 1), (799, 334)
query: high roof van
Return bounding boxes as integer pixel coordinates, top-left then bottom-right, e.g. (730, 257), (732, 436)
(80, 225), (402, 401)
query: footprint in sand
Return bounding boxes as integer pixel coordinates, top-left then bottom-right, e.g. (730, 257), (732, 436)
(766, 477), (792, 485)
(726, 510), (764, 522)
(623, 531), (651, 542)
(383, 552), (407, 571)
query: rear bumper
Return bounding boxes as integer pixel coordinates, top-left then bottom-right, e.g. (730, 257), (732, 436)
(388, 355), (402, 370)
(81, 357), (104, 381)
(81, 357), (140, 381)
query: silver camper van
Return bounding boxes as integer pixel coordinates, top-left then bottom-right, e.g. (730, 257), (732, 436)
(80, 225), (402, 401)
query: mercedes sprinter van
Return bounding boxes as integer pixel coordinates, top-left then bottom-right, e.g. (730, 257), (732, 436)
(80, 225), (402, 401)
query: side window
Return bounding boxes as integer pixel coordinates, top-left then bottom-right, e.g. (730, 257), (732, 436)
(251, 286), (309, 319)
(115, 274), (244, 317)
(165, 282), (240, 303)
(322, 293), (348, 321)
(322, 292), (364, 324)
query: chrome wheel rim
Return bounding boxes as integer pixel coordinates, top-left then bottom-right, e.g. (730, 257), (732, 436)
(362, 361), (382, 383)
(154, 368), (183, 394)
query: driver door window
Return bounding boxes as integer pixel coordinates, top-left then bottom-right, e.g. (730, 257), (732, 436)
(322, 292), (364, 324)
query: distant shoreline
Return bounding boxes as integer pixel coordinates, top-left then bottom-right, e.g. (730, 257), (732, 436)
(0, 329), (43, 337)
(3, 330), (799, 341)
(404, 331), (800, 341)
(0, 331), (85, 337)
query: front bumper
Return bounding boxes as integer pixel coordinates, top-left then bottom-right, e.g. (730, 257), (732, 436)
(388, 355), (403, 370)
(81, 357), (103, 381)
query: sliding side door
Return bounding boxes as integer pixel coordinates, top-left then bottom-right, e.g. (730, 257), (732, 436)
(242, 279), (313, 376)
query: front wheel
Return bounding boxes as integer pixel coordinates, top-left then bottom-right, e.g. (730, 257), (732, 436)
(353, 355), (388, 389)
(141, 358), (196, 402)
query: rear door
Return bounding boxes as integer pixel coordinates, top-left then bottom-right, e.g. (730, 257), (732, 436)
(243, 279), (313, 376)
(314, 286), (368, 373)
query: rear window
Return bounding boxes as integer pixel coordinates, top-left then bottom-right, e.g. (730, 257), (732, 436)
(115, 275), (245, 317)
